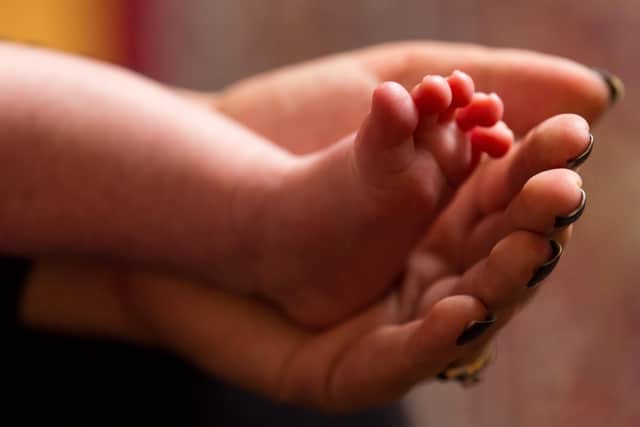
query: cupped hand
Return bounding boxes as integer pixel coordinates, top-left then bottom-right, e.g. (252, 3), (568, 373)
(114, 43), (602, 411)
(121, 110), (593, 411)
(16, 42), (603, 412)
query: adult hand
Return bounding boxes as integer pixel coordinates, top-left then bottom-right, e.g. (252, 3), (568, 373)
(23, 106), (591, 412)
(18, 42), (602, 411)
(181, 41), (599, 330)
(121, 107), (593, 411)
(120, 44), (600, 410)
(183, 41), (613, 153)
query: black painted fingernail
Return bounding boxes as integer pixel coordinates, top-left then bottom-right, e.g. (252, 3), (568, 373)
(554, 189), (586, 228)
(436, 371), (448, 380)
(456, 314), (496, 346)
(592, 68), (625, 105)
(567, 133), (594, 169)
(527, 240), (563, 288)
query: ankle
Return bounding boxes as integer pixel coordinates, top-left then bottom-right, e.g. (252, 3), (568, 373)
(219, 150), (295, 294)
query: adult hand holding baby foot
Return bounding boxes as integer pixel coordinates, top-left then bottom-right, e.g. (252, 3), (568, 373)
(121, 92), (595, 413)
(118, 43), (604, 409)
(250, 70), (510, 328)
(9, 41), (614, 413)
(179, 42), (609, 332)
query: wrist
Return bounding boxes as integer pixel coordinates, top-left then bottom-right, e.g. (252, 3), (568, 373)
(19, 261), (153, 343)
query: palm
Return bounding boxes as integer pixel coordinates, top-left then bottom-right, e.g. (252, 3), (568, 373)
(400, 157), (527, 319)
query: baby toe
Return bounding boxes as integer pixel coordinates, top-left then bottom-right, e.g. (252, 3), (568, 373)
(456, 92), (504, 132)
(470, 121), (514, 158)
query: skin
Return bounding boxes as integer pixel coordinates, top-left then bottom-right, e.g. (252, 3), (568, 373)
(114, 116), (588, 412)
(0, 42), (291, 289)
(16, 41), (609, 411)
(0, 42), (509, 329)
(256, 73), (510, 327)
(207, 41), (608, 151)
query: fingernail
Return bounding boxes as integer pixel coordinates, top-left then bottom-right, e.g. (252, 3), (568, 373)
(527, 240), (563, 288)
(436, 371), (449, 380)
(554, 189), (586, 228)
(592, 68), (625, 105)
(456, 314), (496, 346)
(566, 133), (594, 169)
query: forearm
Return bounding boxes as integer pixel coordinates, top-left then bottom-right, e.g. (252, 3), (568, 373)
(0, 42), (289, 284)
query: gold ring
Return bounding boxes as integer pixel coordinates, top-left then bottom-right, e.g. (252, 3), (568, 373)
(436, 342), (495, 386)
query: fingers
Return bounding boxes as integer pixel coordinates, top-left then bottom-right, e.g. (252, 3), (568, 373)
(414, 230), (564, 375)
(270, 292), (490, 411)
(508, 169), (585, 232)
(473, 114), (591, 215)
(433, 113), (592, 249)
(359, 41), (611, 134)
(419, 231), (560, 317)
(461, 168), (583, 266)
(314, 295), (489, 410)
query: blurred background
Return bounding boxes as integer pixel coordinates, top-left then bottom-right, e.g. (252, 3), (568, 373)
(2, 1), (637, 426)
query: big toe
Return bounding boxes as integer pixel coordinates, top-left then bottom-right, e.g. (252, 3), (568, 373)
(354, 81), (419, 177)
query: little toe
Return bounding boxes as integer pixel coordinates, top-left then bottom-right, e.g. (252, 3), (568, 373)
(354, 81), (419, 176)
(456, 92), (504, 132)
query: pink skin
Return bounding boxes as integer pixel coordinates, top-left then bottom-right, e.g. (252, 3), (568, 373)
(261, 71), (513, 328)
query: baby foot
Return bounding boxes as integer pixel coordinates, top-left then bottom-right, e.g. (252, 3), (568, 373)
(261, 71), (513, 328)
